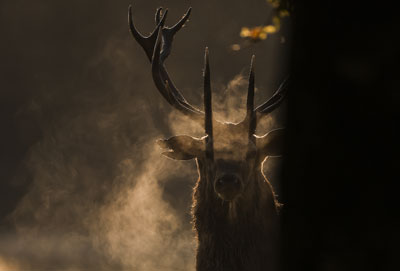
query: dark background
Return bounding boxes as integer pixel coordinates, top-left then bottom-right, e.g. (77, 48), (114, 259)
(281, 1), (399, 271)
(1, 0), (399, 270)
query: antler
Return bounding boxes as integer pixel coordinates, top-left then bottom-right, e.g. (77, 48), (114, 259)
(243, 56), (289, 135)
(246, 55), (256, 140)
(128, 4), (203, 123)
(255, 76), (289, 115)
(204, 48), (214, 161)
(128, 4), (288, 139)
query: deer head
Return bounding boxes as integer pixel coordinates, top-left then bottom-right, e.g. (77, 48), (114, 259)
(128, 5), (287, 202)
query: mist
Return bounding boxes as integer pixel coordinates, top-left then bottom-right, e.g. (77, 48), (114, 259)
(0, 0), (289, 270)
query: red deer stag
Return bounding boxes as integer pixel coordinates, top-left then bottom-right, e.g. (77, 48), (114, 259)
(128, 5), (287, 271)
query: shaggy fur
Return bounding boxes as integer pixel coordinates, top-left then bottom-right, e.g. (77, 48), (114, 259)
(191, 160), (280, 271)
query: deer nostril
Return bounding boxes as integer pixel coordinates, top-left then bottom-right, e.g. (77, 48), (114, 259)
(216, 175), (240, 186)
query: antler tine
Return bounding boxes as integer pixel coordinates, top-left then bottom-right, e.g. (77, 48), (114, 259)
(158, 7), (191, 63)
(246, 55), (257, 140)
(152, 26), (203, 122)
(255, 76), (289, 115)
(204, 47), (214, 161)
(128, 4), (167, 61)
(169, 7), (192, 34)
(155, 7), (163, 25)
(204, 47), (213, 136)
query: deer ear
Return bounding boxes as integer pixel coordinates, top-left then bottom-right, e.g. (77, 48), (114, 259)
(256, 128), (285, 158)
(157, 135), (204, 160)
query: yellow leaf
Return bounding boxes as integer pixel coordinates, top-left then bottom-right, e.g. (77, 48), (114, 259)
(279, 10), (290, 17)
(240, 27), (251, 37)
(259, 32), (268, 40)
(231, 44), (241, 51)
(272, 16), (281, 31)
(267, 0), (280, 8)
(263, 25), (277, 33)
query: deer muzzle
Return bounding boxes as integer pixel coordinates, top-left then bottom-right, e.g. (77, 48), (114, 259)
(214, 173), (242, 201)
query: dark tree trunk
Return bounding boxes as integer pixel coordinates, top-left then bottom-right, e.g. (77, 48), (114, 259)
(281, 1), (399, 271)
